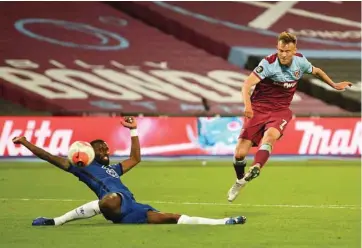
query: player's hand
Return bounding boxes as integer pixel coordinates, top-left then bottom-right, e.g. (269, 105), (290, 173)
(12, 136), (26, 144)
(244, 107), (254, 119)
(334, 81), (352, 91)
(120, 116), (137, 129)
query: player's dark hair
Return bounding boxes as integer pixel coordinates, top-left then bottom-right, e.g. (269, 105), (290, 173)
(278, 31), (297, 45)
(90, 139), (105, 148)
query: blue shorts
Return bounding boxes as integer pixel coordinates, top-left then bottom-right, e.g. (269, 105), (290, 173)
(109, 192), (158, 224)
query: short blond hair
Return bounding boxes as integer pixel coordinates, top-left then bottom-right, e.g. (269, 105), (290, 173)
(278, 32), (297, 44)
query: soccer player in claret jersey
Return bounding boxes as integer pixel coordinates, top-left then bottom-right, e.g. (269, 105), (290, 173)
(12, 117), (246, 226)
(227, 32), (352, 202)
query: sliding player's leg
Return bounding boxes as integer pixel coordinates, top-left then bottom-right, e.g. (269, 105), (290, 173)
(94, 192), (247, 225)
(147, 211), (246, 225)
(32, 200), (101, 226)
(106, 197), (246, 225)
(33, 193), (125, 226)
(32, 194), (247, 226)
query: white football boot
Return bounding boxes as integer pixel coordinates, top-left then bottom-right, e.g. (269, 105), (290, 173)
(227, 180), (247, 202)
(227, 165), (261, 202)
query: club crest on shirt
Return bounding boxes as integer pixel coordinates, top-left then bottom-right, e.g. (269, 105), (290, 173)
(102, 165), (119, 178)
(294, 70), (300, 78)
(256, 66), (263, 73)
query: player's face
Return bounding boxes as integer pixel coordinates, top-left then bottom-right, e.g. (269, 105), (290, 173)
(277, 41), (296, 66)
(93, 142), (110, 166)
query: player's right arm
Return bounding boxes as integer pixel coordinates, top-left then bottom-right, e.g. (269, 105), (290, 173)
(242, 59), (271, 118)
(242, 73), (261, 119)
(12, 136), (71, 171)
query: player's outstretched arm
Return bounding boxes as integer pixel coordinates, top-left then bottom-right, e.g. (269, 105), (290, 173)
(12, 136), (71, 171)
(119, 117), (141, 174)
(242, 72), (261, 118)
(311, 67), (352, 91)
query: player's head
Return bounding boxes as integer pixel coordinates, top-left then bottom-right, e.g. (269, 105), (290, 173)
(90, 139), (110, 166)
(277, 31), (297, 66)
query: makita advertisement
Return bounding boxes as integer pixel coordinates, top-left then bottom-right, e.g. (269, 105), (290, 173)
(0, 117), (360, 157)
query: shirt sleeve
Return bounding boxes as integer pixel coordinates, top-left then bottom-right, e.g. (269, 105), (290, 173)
(66, 165), (93, 184)
(109, 163), (123, 176)
(299, 56), (313, 74)
(253, 59), (273, 80)
(67, 165), (81, 176)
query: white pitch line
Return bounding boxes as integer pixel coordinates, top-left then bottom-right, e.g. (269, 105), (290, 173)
(0, 198), (360, 210)
(241, 1), (361, 28)
(248, 1), (298, 30)
(148, 201), (361, 210)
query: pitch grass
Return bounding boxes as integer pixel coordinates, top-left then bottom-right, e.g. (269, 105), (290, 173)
(0, 160), (360, 248)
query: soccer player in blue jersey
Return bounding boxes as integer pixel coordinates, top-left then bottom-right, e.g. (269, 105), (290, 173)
(227, 32), (352, 202)
(13, 117), (246, 226)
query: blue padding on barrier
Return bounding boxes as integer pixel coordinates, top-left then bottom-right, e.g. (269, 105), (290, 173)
(228, 46), (361, 68)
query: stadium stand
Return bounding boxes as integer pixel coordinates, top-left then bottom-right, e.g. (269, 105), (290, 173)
(0, 2), (357, 117)
(0, 2), (353, 116)
(114, 1), (361, 113)
(0, 98), (50, 116)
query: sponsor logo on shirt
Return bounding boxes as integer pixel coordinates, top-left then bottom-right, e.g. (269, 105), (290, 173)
(272, 81), (297, 89)
(256, 66), (264, 73)
(283, 82), (297, 88)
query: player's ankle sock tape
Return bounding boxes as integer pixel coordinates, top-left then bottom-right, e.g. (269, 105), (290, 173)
(259, 144), (272, 153)
(233, 157), (246, 167)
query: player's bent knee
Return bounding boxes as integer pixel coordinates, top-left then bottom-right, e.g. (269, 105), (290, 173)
(262, 136), (278, 146)
(265, 128), (281, 139)
(234, 146), (248, 159)
(99, 193), (121, 218)
(235, 139), (252, 159)
(234, 151), (246, 160)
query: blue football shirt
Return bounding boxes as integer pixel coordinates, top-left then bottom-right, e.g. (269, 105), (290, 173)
(67, 160), (134, 200)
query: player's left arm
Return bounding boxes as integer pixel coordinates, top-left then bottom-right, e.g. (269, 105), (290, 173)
(119, 117), (141, 174)
(311, 67), (352, 91)
(300, 55), (352, 91)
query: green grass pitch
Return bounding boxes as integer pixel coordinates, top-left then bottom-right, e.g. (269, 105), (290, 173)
(0, 160), (360, 248)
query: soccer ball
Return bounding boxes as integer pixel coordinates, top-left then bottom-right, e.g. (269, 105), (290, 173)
(68, 141), (95, 167)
